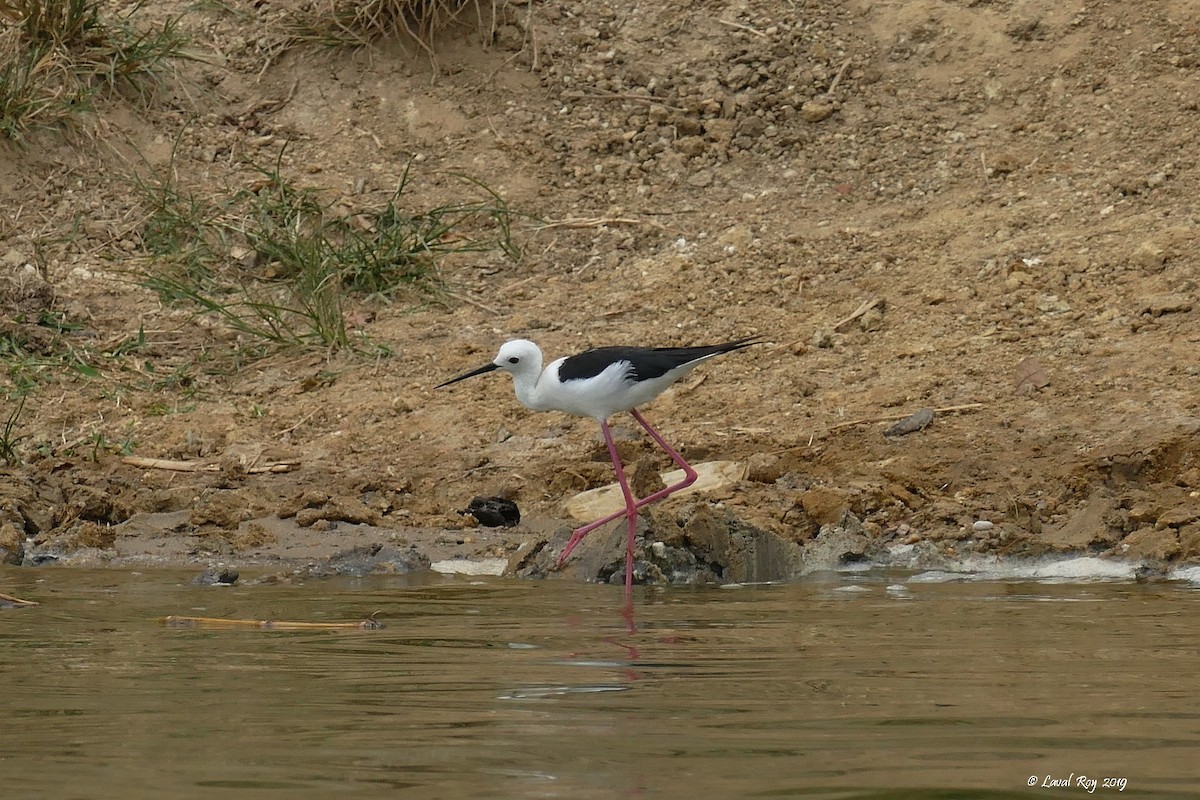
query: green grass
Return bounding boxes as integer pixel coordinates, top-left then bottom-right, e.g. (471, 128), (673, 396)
(0, 393), (26, 465)
(135, 150), (520, 351)
(0, 0), (189, 140)
(1, 322), (100, 394)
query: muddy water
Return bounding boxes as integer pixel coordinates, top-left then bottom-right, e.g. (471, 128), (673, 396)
(1, 568), (1198, 799)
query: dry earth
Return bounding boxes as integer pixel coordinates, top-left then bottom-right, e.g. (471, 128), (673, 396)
(2, 0), (1199, 584)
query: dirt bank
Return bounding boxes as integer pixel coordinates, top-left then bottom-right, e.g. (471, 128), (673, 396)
(2, 0), (1198, 583)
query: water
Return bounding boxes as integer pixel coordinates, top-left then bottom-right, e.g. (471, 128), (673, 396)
(2, 567), (1199, 799)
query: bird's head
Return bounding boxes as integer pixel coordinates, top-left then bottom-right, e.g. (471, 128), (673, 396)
(435, 339), (544, 388)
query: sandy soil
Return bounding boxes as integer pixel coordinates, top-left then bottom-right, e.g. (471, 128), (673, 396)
(2, 0), (1198, 582)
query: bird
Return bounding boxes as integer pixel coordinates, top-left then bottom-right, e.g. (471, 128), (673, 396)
(436, 336), (760, 593)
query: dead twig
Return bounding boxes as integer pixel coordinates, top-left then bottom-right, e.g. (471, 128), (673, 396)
(561, 91), (686, 112)
(717, 19), (767, 37)
(833, 297), (883, 332)
(440, 288), (501, 316)
(534, 216), (666, 231)
(828, 403), (985, 431)
(122, 456), (298, 474)
(160, 615), (383, 631)
(1, 591), (39, 608)
(826, 57), (852, 97)
(276, 409), (319, 438)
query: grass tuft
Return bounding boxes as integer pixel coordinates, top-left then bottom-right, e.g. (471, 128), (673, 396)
(134, 149), (520, 351)
(0, 0), (189, 139)
(285, 0), (487, 52)
(1, 393), (26, 465)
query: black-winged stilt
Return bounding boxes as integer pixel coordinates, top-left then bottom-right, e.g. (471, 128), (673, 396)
(436, 337), (759, 592)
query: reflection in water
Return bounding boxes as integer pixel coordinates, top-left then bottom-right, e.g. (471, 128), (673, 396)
(1, 568), (1198, 799)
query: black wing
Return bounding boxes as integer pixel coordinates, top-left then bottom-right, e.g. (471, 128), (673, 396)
(558, 337), (760, 383)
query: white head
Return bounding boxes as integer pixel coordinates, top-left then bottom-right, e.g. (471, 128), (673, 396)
(435, 339), (545, 389)
(492, 339), (544, 382)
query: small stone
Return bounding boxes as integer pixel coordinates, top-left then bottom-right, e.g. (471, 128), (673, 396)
(674, 116), (703, 136)
(2, 248), (28, 266)
(859, 307), (885, 332)
(1121, 527), (1180, 560)
(746, 453), (783, 483)
(725, 63), (754, 89)
(801, 101), (834, 122)
(884, 408), (934, 437)
(1131, 241), (1167, 270)
(0, 522), (22, 565)
(1005, 270), (1033, 289)
(972, 520), (994, 532)
(464, 496), (520, 528)
(801, 486), (850, 526)
(1155, 506), (1200, 530)
(1035, 293), (1071, 313)
(676, 136), (706, 157)
(1137, 294), (1193, 318)
(193, 567), (239, 585)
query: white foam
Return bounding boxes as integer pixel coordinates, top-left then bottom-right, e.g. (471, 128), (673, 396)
(885, 547), (1143, 583)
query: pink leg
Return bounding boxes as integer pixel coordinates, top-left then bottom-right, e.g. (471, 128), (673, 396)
(557, 409), (699, 567)
(589, 420), (637, 591)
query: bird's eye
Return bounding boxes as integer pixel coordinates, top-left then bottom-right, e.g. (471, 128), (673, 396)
(508, 356), (520, 364)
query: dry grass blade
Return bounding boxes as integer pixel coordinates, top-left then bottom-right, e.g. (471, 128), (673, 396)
(0, 590), (39, 608)
(160, 614), (385, 631)
(827, 403), (985, 432)
(122, 456), (299, 473)
(287, 0), (486, 54)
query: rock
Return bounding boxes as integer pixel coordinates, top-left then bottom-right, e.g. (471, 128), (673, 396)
(724, 517), (801, 583)
(703, 118), (735, 144)
(800, 101), (834, 122)
(725, 63), (755, 89)
(193, 567), (239, 585)
(1120, 527), (1180, 560)
(1035, 293), (1071, 313)
(1137, 294), (1193, 318)
(674, 115), (703, 136)
(738, 115), (767, 137)
(1131, 241), (1167, 270)
(1155, 506), (1200, 529)
(884, 408), (934, 437)
(972, 520), (994, 532)
(1126, 504), (1159, 526)
(746, 453), (783, 483)
(430, 558), (508, 576)
(679, 503), (730, 564)
(296, 496), (380, 527)
(800, 486), (850, 526)
(676, 136), (706, 157)
(1178, 524), (1200, 560)
(465, 496), (520, 528)
(800, 515), (872, 569)
(0, 522), (22, 565)
(859, 306), (885, 331)
(1043, 492), (1119, 550)
(190, 495), (251, 528)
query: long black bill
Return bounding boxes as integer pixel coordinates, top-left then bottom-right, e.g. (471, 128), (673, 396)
(435, 361), (499, 389)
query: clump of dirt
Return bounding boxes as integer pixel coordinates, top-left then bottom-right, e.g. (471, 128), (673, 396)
(1, 0), (1198, 582)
